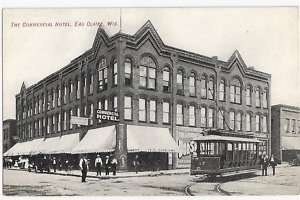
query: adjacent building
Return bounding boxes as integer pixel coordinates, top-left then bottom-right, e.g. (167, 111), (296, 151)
(271, 104), (300, 162)
(10, 20), (271, 170)
(3, 119), (17, 153)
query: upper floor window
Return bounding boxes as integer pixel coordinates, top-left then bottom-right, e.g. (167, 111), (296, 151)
(229, 111), (235, 130)
(246, 85), (252, 106)
(230, 78), (241, 104)
(255, 88), (261, 107)
(113, 96), (118, 112)
(125, 58), (132, 86)
(219, 79), (225, 101)
(163, 101), (170, 124)
(124, 96), (132, 120)
(89, 74), (94, 94)
(262, 115), (268, 133)
(200, 107), (207, 127)
(98, 58), (108, 91)
(90, 104), (94, 125)
(246, 113), (251, 132)
(208, 108), (214, 128)
(200, 75), (207, 98)
(57, 87), (61, 106)
(83, 75), (87, 97)
(63, 84), (67, 104)
(189, 105), (196, 127)
(236, 112), (242, 131)
(177, 70), (184, 95)
(139, 98), (146, 122)
(255, 114), (260, 132)
(291, 119), (296, 133)
(113, 59), (118, 86)
(76, 79), (80, 99)
(284, 119), (290, 133)
(150, 100), (157, 122)
(51, 89), (55, 108)
(176, 103), (183, 125)
(139, 56), (156, 89)
(262, 89), (268, 108)
(218, 110), (224, 129)
(69, 80), (73, 101)
(189, 73), (196, 97)
(163, 67), (170, 92)
(208, 77), (214, 100)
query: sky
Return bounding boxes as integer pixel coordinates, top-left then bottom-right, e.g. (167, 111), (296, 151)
(2, 7), (299, 120)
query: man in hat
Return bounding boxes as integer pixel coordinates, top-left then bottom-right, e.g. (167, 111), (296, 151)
(52, 157), (57, 173)
(94, 154), (103, 176)
(104, 155), (110, 176)
(79, 154), (89, 182)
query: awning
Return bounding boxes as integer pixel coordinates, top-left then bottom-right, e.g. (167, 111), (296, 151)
(72, 126), (116, 154)
(3, 138), (44, 156)
(192, 135), (261, 143)
(282, 136), (300, 150)
(127, 125), (179, 153)
(32, 137), (60, 155)
(49, 133), (80, 154)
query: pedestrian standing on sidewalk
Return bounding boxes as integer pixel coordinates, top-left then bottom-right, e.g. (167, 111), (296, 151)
(269, 154), (277, 176)
(104, 155), (110, 176)
(94, 154), (103, 176)
(52, 157), (57, 173)
(262, 155), (269, 176)
(111, 156), (118, 176)
(133, 155), (140, 174)
(79, 155), (89, 182)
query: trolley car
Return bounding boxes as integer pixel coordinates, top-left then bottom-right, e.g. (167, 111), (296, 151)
(190, 132), (261, 176)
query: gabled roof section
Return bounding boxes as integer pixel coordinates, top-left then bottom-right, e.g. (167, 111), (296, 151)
(227, 50), (248, 73)
(20, 81), (26, 93)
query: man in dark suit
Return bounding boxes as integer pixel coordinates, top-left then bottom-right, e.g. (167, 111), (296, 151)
(104, 155), (110, 175)
(79, 155), (89, 182)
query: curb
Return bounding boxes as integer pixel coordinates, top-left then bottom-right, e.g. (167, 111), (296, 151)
(6, 168), (189, 179)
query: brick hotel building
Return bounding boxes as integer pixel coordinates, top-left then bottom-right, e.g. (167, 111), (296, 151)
(7, 21), (271, 170)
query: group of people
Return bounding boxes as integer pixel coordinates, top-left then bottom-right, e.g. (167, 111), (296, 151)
(260, 154), (277, 176)
(79, 154), (118, 182)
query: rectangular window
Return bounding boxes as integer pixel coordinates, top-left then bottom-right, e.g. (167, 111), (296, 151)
(163, 102), (170, 124)
(262, 116), (267, 133)
(235, 87), (241, 104)
(57, 113), (61, 132)
(63, 85), (67, 104)
(200, 78), (207, 98)
(218, 110), (224, 129)
(69, 110), (72, 129)
(236, 113), (241, 131)
(208, 108), (213, 128)
(284, 119), (290, 133)
(104, 99), (108, 110)
(246, 114), (251, 131)
(69, 82), (73, 101)
(83, 76), (87, 97)
(113, 96), (118, 112)
(229, 112), (235, 130)
(262, 91), (268, 108)
(76, 80), (80, 99)
(208, 79), (214, 100)
(139, 98), (146, 122)
(113, 61), (118, 86)
(52, 90), (55, 108)
(189, 76), (196, 96)
(163, 70), (170, 92)
(219, 81), (225, 101)
(139, 66), (147, 88)
(148, 68), (156, 89)
(89, 75), (93, 94)
(63, 111), (67, 131)
(176, 104), (183, 125)
(150, 100), (156, 122)
(90, 104), (94, 125)
(177, 72), (184, 95)
(246, 88), (251, 106)
(291, 119), (296, 133)
(255, 90), (260, 107)
(124, 96), (132, 120)
(230, 86), (235, 103)
(255, 115), (260, 132)
(57, 88), (61, 106)
(98, 59), (108, 91)
(200, 107), (206, 127)
(125, 59), (132, 86)
(298, 120), (300, 134)
(189, 105), (196, 126)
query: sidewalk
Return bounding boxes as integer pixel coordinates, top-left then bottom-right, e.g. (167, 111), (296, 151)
(7, 167), (190, 179)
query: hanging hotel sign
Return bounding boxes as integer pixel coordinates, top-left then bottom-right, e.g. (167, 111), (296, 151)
(71, 116), (89, 126)
(96, 110), (119, 122)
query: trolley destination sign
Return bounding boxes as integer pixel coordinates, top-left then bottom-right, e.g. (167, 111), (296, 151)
(96, 109), (119, 122)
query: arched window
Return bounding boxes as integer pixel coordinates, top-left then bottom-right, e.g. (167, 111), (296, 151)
(139, 56), (156, 89)
(230, 78), (241, 104)
(177, 69), (184, 95)
(98, 58), (108, 91)
(163, 67), (170, 92)
(255, 87), (261, 107)
(200, 75), (207, 98)
(208, 76), (214, 100)
(113, 59), (118, 86)
(189, 72), (196, 96)
(125, 58), (132, 86)
(219, 79), (225, 101)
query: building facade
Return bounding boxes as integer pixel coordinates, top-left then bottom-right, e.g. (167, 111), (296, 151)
(3, 119), (17, 153)
(271, 104), (300, 162)
(14, 21), (271, 169)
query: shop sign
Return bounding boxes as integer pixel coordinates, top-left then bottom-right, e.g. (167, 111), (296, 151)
(71, 116), (89, 126)
(96, 110), (119, 122)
